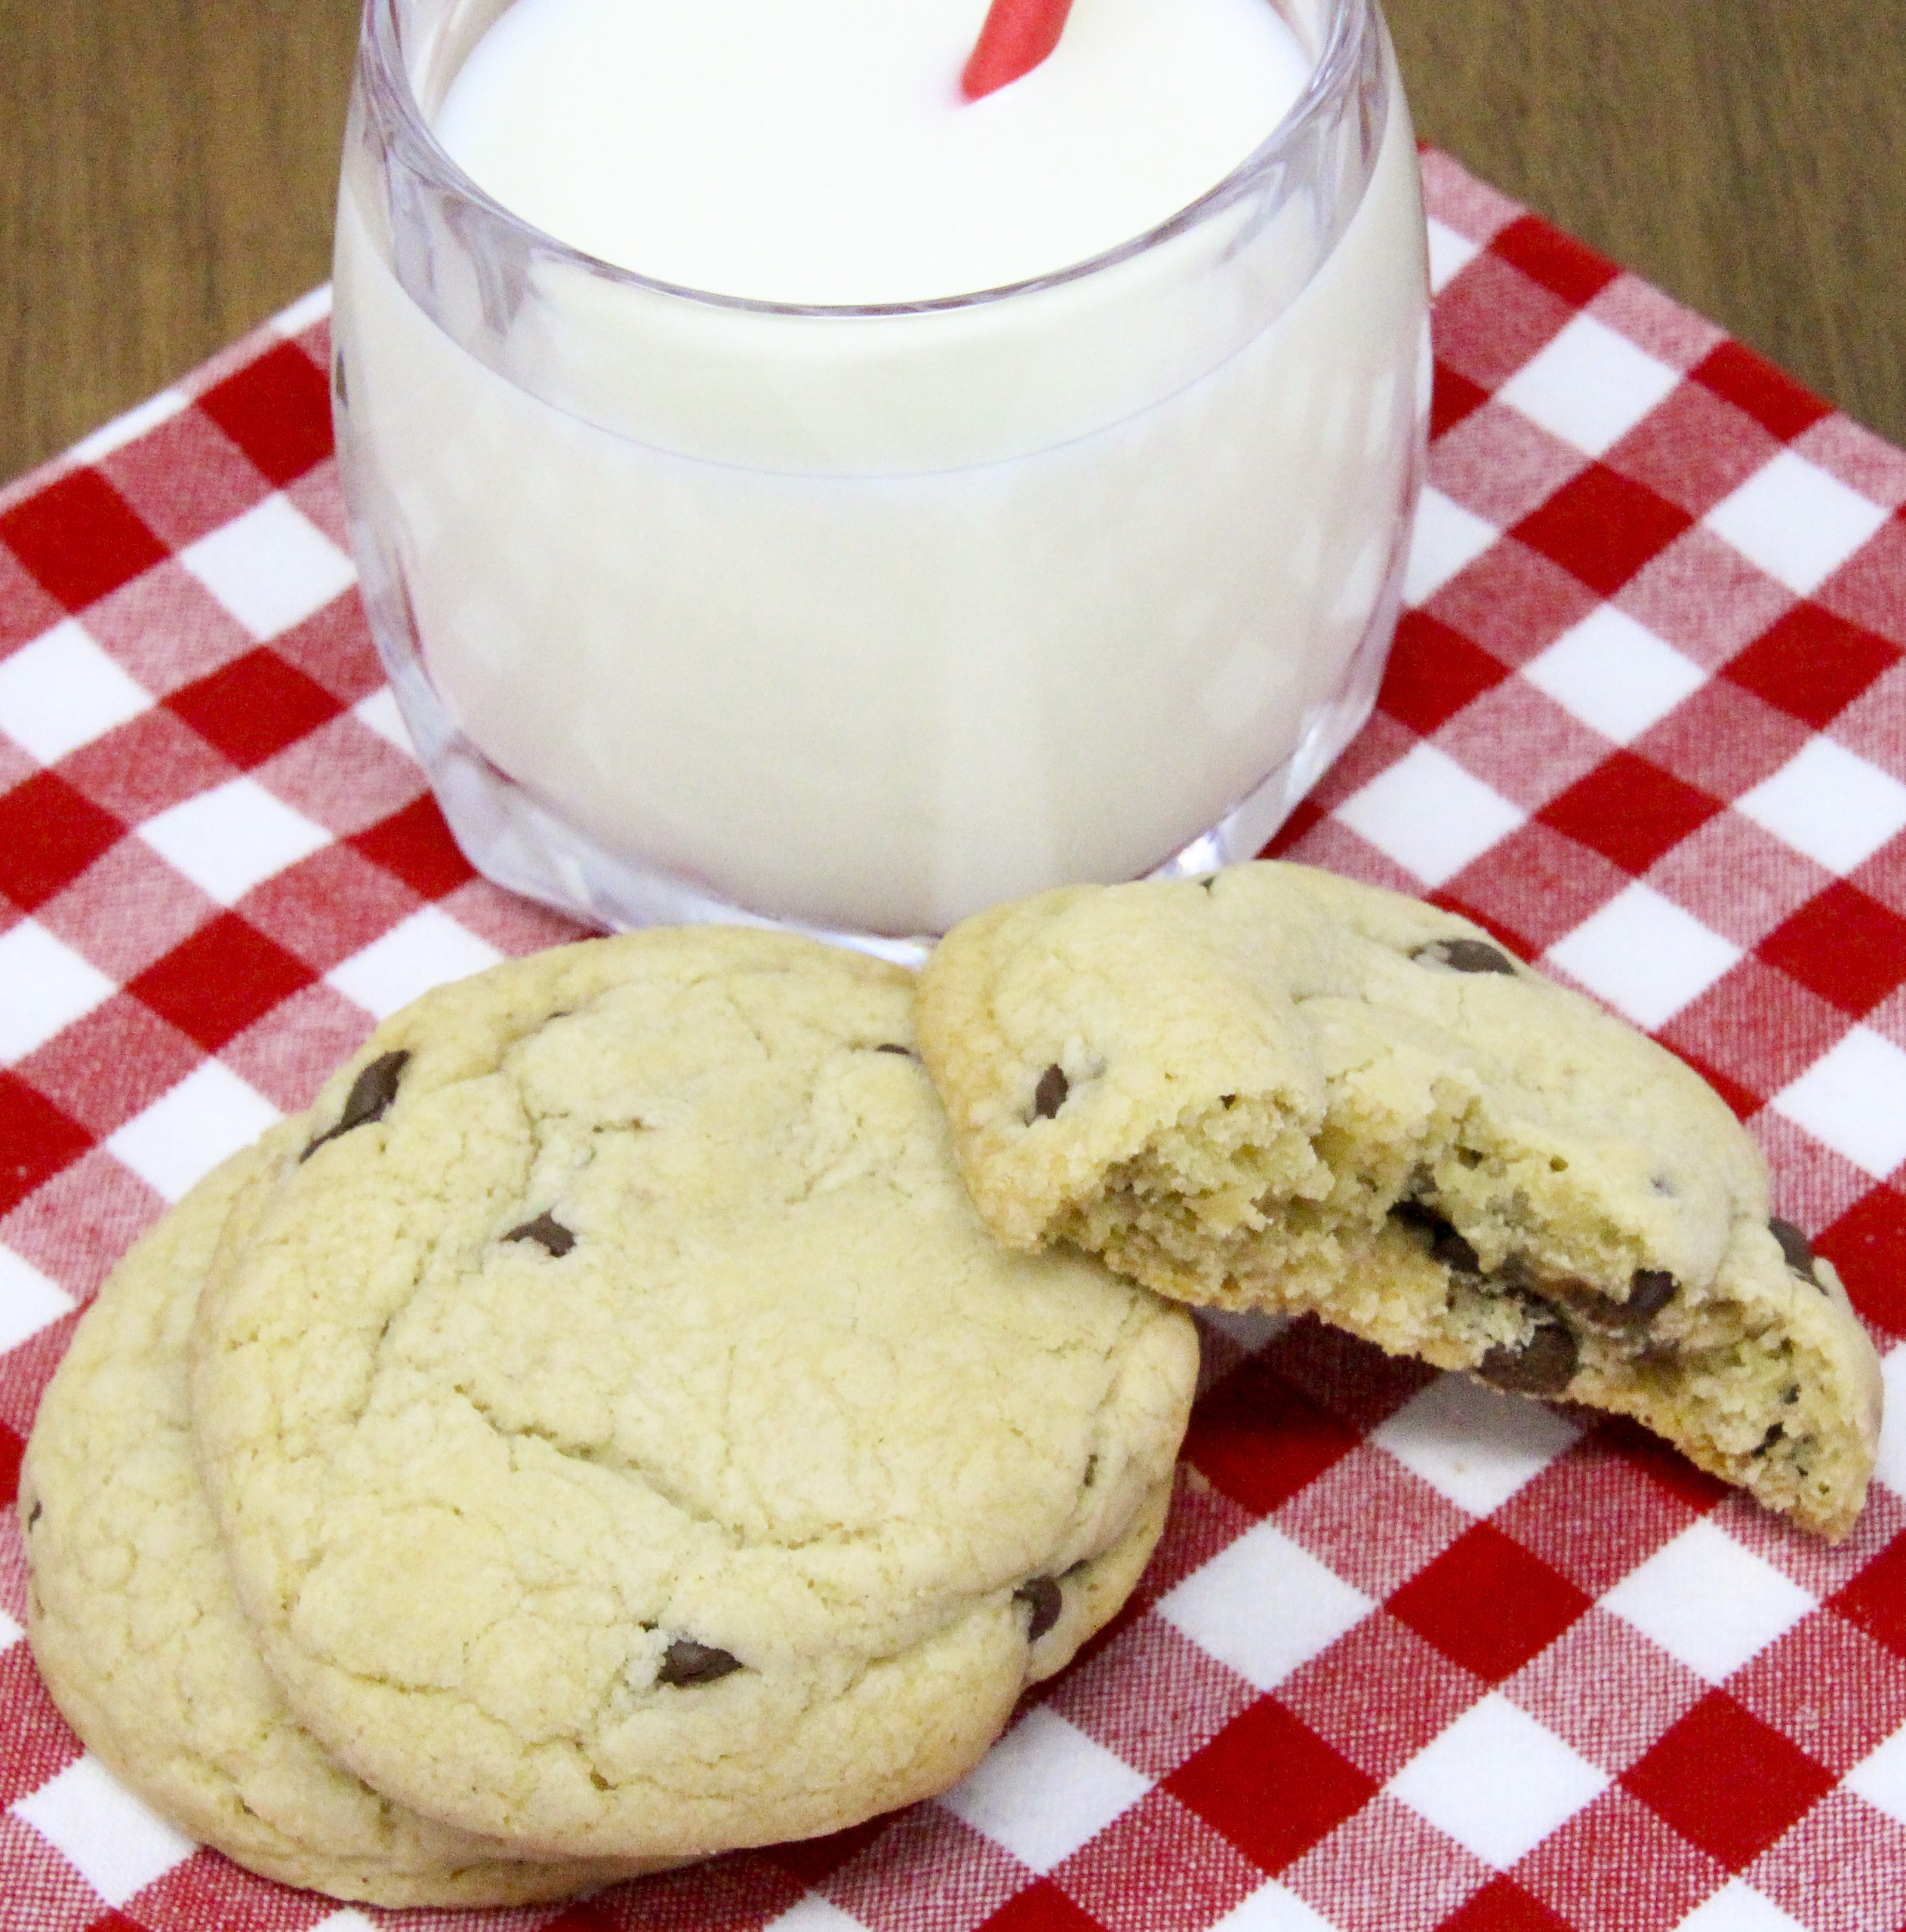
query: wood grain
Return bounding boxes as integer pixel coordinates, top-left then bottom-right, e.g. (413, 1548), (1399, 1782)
(3, 0), (1903, 485)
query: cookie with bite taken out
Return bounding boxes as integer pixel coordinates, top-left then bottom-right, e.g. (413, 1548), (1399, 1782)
(916, 862), (1883, 1539)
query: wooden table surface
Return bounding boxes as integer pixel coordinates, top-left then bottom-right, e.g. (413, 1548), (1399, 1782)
(3, 0), (1904, 487)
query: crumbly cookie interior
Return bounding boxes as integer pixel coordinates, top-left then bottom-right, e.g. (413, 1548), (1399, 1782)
(1061, 1085), (1868, 1535)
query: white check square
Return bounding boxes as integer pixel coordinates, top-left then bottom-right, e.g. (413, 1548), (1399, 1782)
(1335, 744), (1526, 887)
(1156, 1521), (1372, 1690)
(68, 389), (191, 467)
(1212, 1882), (1340, 1932)
(1426, 219), (1481, 297)
(1387, 1694), (1609, 1868)
(1497, 314), (1683, 459)
(138, 777), (333, 906)
(1372, 1373), (1584, 1519)
(1600, 1518), (1816, 1683)
(0, 919), (119, 1061)
(0, 1245), (77, 1355)
(1403, 488), (1501, 608)
(1704, 451), (1891, 595)
(325, 908), (505, 1020)
(1544, 884), (1742, 1029)
(1845, 1718), (1906, 1826)
(178, 494), (357, 640)
(762, 1899), (869, 1932)
(1674, 1880), (1809, 1931)
(1770, 1029), (1906, 1180)
(14, 1755), (196, 1906)
(0, 620), (152, 764)
(106, 1062), (283, 1203)
(353, 685), (417, 756)
(938, 1706), (1150, 1872)
(1734, 737), (1906, 876)
(1522, 607), (1707, 745)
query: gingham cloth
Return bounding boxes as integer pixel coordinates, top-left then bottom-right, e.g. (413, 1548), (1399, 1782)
(0, 149), (1902, 1932)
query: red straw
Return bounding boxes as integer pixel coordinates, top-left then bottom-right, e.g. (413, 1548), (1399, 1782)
(960, 0), (1077, 100)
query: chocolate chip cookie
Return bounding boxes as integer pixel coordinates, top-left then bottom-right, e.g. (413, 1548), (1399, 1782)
(916, 863), (1883, 1538)
(19, 1132), (664, 1906)
(189, 929), (1197, 1857)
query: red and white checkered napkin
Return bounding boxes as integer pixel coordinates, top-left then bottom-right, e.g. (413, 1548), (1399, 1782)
(0, 149), (1902, 1931)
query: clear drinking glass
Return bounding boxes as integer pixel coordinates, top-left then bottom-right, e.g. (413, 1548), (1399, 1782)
(331, 0), (1429, 961)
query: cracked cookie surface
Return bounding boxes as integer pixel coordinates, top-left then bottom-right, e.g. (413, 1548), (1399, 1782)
(20, 1132), (665, 1906)
(189, 929), (1197, 1857)
(916, 863), (1883, 1539)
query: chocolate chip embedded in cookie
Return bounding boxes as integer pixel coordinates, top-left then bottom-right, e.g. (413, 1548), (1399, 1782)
(190, 928), (1197, 1860)
(916, 861), (1883, 1540)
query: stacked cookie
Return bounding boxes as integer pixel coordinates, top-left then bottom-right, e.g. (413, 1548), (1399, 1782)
(22, 866), (1884, 1905)
(20, 930), (1199, 1905)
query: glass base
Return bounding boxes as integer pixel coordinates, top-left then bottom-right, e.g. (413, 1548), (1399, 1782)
(385, 540), (1401, 968)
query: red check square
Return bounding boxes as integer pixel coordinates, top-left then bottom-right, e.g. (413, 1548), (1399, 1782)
(1434, 1877), (1574, 1932)
(165, 648), (346, 770)
(1489, 216), (1621, 309)
(125, 912), (320, 1054)
(1621, 1690), (1837, 1871)
(1535, 751), (1723, 875)
(0, 772), (125, 911)
(1165, 1697), (1378, 1874)
(1433, 362), (1492, 441)
(976, 1879), (1105, 1932)
(1182, 1355), (1363, 1518)
(350, 794), (480, 900)
(1378, 614), (1511, 737)
(1818, 1183), (1906, 1337)
(1513, 469), (1696, 601)
(0, 1074), (94, 1219)
(1757, 882), (1906, 1018)
(1722, 602), (1901, 730)
(196, 341), (336, 488)
(0, 470), (168, 613)
(1830, 1530), (1906, 1660)
(1388, 1524), (1594, 1684)
(1691, 340), (1835, 444)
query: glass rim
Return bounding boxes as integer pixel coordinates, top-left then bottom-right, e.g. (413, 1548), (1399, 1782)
(361, 0), (1380, 318)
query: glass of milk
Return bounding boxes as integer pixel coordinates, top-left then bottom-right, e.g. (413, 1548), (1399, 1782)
(332, 0), (1430, 957)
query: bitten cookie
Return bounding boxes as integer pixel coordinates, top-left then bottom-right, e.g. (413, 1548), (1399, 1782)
(189, 929), (1197, 1858)
(19, 1132), (665, 1906)
(916, 863), (1883, 1539)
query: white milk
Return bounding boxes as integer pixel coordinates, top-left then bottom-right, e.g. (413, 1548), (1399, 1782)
(333, 0), (1430, 938)
(435, 0), (1313, 305)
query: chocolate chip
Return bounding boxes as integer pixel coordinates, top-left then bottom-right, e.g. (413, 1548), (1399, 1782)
(300, 1051), (411, 1161)
(1199, 875), (1218, 893)
(1751, 1423), (1785, 1458)
(1477, 1318), (1578, 1395)
(25, 1501), (41, 1530)
(1082, 1454), (1099, 1488)
(657, 1640), (742, 1687)
(1769, 1217), (1824, 1291)
(1015, 1576), (1063, 1641)
(873, 1043), (915, 1057)
(504, 1211), (575, 1257)
(1392, 1201), (1480, 1275)
(1033, 1064), (1069, 1120)
(1414, 937), (1518, 976)
(1626, 1269), (1677, 1320)
(332, 350), (347, 408)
